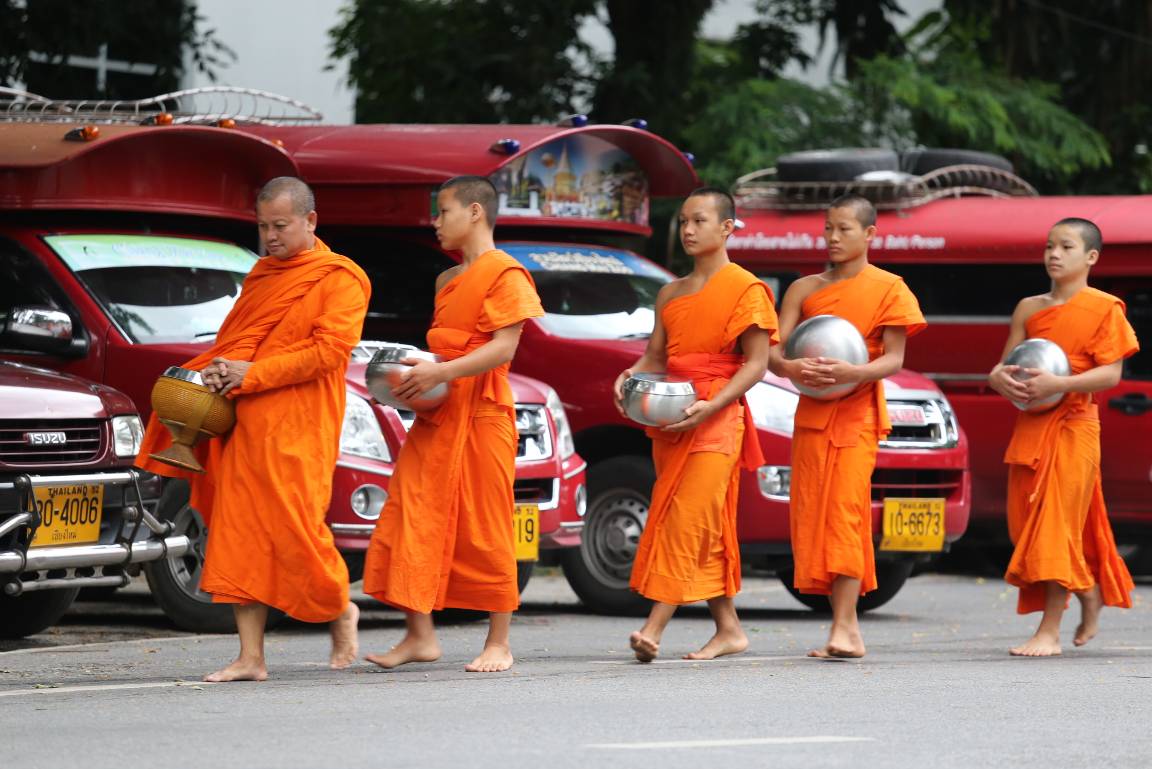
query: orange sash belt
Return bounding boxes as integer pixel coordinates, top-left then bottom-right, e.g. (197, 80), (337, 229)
(665, 352), (764, 470)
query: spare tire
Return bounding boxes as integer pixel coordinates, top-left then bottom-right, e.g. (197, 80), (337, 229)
(901, 148), (1013, 175)
(776, 148), (899, 182)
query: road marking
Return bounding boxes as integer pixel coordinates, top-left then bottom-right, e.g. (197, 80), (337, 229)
(587, 736), (876, 750)
(0, 680), (216, 698)
(589, 655), (791, 665)
(0, 635), (202, 657)
(1101, 646), (1152, 651)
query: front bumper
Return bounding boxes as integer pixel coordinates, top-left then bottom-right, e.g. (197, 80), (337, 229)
(0, 470), (190, 595)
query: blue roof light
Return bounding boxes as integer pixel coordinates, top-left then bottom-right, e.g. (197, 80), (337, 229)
(622, 118), (648, 130)
(489, 138), (521, 155)
(558, 114), (589, 128)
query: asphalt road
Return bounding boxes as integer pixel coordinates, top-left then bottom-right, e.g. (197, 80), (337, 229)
(2, 572), (1150, 769)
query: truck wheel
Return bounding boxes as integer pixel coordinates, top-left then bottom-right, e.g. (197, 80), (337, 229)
(561, 455), (653, 616)
(778, 559), (915, 614)
(517, 560), (535, 593)
(901, 147), (1014, 175)
(144, 481), (284, 633)
(0, 588), (80, 639)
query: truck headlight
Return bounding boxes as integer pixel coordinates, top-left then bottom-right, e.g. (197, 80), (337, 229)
(545, 387), (576, 460)
(744, 381), (799, 435)
(112, 415), (144, 457)
(340, 393), (391, 462)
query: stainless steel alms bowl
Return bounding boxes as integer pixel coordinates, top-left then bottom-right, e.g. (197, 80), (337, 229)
(783, 314), (869, 400)
(365, 344), (448, 411)
(621, 373), (698, 427)
(1005, 337), (1071, 412)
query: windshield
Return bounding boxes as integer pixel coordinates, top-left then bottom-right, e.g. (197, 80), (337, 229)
(502, 244), (671, 340)
(45, 234), (257, 344)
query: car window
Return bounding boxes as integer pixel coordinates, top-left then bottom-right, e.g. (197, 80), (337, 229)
(876, 263), (1049, 320)
(45, 234), (256, 345)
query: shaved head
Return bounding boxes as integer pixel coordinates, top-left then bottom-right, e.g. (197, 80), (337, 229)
(1053, 217), (1103, 254)
(686, 186), (735, 223)
(829, 194), (876, 228)
(440, 175), (498, 229)
(257, 176), (316, 217)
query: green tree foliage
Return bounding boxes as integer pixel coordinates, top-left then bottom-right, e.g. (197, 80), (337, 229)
(330, 0), (598, 124)
(0, 0), (233, 98)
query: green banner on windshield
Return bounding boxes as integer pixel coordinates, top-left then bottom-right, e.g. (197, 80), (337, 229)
(46, 234), (257, 273)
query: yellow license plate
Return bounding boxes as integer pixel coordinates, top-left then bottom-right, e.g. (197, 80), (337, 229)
(880, 497), (945, 552)
(30, 484), (104, 548)
(513, 504), (539, 561)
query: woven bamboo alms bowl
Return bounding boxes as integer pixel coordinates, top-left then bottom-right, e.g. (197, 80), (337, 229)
(148, 366), (236, 473)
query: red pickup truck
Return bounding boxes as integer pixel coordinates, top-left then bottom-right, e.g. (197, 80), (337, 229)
(245, 123), (971, 614)
(0, 115), (585, 630)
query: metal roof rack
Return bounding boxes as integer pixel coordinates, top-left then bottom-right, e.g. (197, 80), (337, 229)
(0, 85), (323, 126)
(733, 163), (1038, 211)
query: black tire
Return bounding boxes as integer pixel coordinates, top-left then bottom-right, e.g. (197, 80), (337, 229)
(342, 551), (366, 584)
(561, 455), (653, 616)
(901, 148), (1013, 175)
(144, 480), (284, 633)
(0, 588), (80, 639)
(778, 559), (916, 614)
(516, 559), (535, 593)
(776, 148), (899, 182)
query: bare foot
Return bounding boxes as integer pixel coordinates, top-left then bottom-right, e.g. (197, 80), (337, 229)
(1074, 586), (1102, 647)
(808, 625), (866, 659)
(203, 659), (268, 682)
(683, 629), (749, 660)
(1009, 630), (1062, 657)
(329, 602), (360, 669)
(629, 631), (660, 663)
(365, 635), (442, 669)
(465, 643), (514, 673)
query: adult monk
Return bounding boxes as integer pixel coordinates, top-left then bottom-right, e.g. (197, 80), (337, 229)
(136, 176), (370, 681)
(988, 217), (1137, 657)
(613, 187), (777, 663)
(768, 194), (925, 659)
(362, 175), (543, 673)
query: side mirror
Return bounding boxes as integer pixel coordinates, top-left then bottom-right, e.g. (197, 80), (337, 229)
(1, 306), (75, 353)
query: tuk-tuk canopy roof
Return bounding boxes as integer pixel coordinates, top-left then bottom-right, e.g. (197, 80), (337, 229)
(0, 123), (297, 220)
(245, 123), (699, 197)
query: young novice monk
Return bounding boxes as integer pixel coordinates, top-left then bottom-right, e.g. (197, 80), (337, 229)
(987, 217), (1137, 657)
(614, 187), (777, 662)
(362, 175), (543, 672)
(769, 194), (924, 659)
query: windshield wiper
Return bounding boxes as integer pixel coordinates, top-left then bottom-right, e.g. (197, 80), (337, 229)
(617, 332), (652, 340)
(192, 331), (219, 341)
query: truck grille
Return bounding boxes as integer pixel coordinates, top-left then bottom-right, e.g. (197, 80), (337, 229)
(0, 420), (104, 466)
(881, 398), (959, 449)
(871, 469), (964, 501)
(515, 405), (553, 461)
(513, 477), (559, 510)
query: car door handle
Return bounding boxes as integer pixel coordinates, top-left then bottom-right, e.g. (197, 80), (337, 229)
(1107, 392), (1152, 415)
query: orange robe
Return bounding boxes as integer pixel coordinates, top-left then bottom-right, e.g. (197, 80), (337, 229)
(136, 238), (371, 622)
(629, 263), (779, 604)
(363, 250), (543, 614)
(789, 264), (925, 595)
(1003, 287), (1137, 614)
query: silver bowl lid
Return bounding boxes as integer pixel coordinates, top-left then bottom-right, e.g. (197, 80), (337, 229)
(161, 366), (204, 385)
(623, 372), (697, 396)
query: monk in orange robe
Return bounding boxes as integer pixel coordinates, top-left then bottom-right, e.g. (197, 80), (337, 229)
(136, 177), (371, 681)
(613, 188), (777, 662)
(988, 217), (1137, 657)
(362, 175), (543, 673)
(769, 195), (925, 659)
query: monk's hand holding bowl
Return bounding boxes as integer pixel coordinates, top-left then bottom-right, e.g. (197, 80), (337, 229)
(805, 357), (863, 389)
(394, 358), (449, 400)
(988, 364), (1030, 402)
(663, 399), (716, 433)
(208, 357), (251, 396)
(1018, 367), (1066, 404)
(612, 368), (633, 417)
